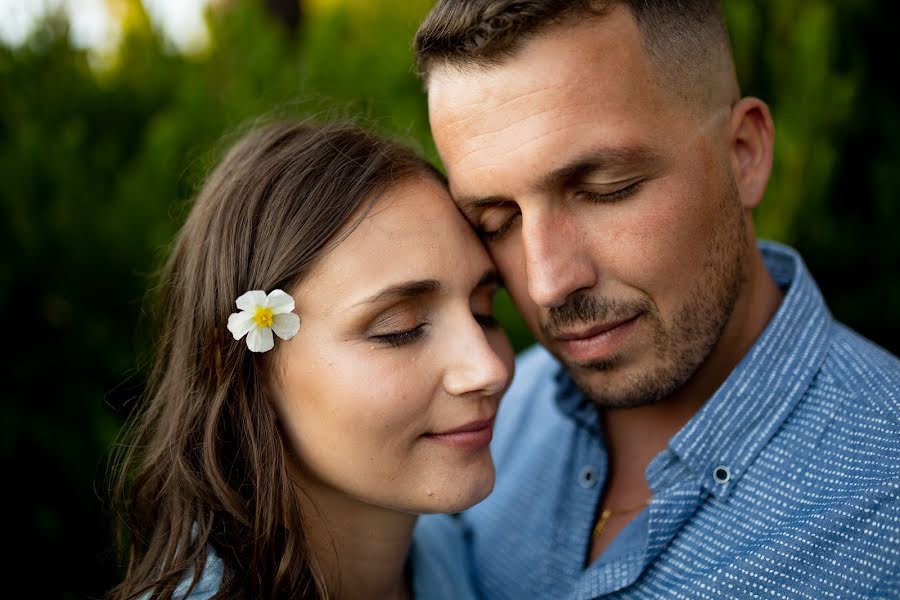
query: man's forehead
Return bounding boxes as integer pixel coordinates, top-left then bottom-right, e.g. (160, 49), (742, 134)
(429, 75), (569, 143)
(428, 19), (665, 160)
(432, 83), (665, 203)
(447, 141), (665, 209)
(427, 8), (647, 111)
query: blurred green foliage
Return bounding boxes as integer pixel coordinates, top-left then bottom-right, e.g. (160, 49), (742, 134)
(0, 1), (897, 597)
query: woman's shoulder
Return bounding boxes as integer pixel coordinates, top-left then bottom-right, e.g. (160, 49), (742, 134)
(152, 545), (224, 600)
(411, 514), (480, 600)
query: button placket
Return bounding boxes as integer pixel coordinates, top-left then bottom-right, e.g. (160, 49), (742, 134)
(578, 465), (599, 489)
(713, 465), (732, 485)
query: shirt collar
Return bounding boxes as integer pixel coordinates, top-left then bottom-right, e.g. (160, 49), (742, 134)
(554, 365), (602, 434)
(553, 241), (834, 499)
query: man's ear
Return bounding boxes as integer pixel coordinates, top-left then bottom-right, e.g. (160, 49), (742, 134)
(728, 97), (774, 210)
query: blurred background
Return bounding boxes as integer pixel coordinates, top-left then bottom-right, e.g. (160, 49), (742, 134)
(1, 0), (897, 597)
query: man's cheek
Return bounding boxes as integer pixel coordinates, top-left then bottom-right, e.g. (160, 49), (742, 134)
(505, 273), (541, 328)
(492, 245), (526, 289)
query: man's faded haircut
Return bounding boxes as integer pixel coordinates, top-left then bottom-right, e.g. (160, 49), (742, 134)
(414, 0), (736, 109)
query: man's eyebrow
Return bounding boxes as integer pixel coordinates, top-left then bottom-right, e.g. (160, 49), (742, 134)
(535, 146), (663, 191)
(354, 280), (441, 307)
(454, 145), (662, 213)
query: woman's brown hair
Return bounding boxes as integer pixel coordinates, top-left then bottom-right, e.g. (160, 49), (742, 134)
(108, 120), (442, 599)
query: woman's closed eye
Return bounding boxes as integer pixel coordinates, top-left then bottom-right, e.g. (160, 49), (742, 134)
(371, 323), (429, 347)
(471, 279), (502, 329)
(367, 306), (430, 348)
(473, 312), (499, 328)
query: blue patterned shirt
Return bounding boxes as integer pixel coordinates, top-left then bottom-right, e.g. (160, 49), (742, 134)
(416, 241), (900, 599)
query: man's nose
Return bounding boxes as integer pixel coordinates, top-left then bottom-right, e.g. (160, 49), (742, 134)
(521, 209), (596, 308)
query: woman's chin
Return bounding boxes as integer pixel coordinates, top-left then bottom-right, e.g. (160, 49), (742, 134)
(416, 465), (496, 515)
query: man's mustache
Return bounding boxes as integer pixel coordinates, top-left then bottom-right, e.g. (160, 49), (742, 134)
(541, 293), (651, 337)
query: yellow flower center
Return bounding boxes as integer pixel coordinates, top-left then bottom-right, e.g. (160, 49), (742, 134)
(253, 306), (274, 328)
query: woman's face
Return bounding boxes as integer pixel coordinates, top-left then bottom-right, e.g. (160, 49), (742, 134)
(271, 175), (514, 515)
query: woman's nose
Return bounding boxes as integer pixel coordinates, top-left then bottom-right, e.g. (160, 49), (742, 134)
(442, 317), (511, 398)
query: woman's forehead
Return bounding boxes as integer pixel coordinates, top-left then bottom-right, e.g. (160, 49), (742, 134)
(295, 176), (488, 311)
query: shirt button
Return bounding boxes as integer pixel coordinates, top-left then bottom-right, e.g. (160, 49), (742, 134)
(578, 465), (599, 489)
(713, 465), (732, 485)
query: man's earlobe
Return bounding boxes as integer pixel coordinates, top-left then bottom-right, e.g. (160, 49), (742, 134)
(729, 97), (774, 210)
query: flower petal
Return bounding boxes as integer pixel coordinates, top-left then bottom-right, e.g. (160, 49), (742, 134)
(266, 289), (295, 314)
(246, 326), (274, 353)
(236, 290), (267, 311)
(227, 311), (256, 340)
(272, 312), (300, 340)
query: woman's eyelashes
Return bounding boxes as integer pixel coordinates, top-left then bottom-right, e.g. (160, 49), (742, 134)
(367, 305), (428, 347)
(371, 323), (428, 347)
(474, 313), (499, 328)
(368, 310), (499, 348)
(472, 288), (501, 329)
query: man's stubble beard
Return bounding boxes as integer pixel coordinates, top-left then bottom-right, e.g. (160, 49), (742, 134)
(546, 173), (749, 410)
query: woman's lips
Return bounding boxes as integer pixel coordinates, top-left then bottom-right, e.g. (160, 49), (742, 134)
(424, 417), (495, 449)
(553, 314), (641, 363)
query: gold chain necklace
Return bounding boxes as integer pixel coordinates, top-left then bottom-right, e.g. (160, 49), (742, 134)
(592, 498), (651, 539)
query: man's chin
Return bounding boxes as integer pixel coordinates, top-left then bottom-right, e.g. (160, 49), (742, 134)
(568, 355), (623, 373)
(563, 359), (688, 410)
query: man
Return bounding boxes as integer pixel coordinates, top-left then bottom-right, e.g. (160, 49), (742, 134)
(413, 1), (900, 598)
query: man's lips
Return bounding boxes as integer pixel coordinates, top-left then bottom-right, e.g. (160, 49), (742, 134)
(551, 315), (639, 342)
(551, 314), (642, 363)
(424, 417), (495, 449)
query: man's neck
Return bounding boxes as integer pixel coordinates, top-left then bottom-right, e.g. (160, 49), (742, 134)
(297, 477), (416, 600)
(591, 246), (783, 560)
(604, 244), (782, 474)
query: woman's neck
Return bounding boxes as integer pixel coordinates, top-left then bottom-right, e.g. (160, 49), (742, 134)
(297, 478), (417, 600)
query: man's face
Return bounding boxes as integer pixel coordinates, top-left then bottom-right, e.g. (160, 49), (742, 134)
(428, 7), (752, 408)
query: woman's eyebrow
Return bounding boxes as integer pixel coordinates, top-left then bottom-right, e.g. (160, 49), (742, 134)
(354, 279), (441, 307)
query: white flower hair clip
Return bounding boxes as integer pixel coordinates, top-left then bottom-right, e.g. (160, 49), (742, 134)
(227, 289), (301, 353)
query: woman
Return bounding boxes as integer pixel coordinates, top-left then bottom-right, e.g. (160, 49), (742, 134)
(108, 120), (514, 599)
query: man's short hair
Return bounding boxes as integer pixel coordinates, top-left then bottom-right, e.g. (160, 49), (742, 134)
(414, 0), (735, 109)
